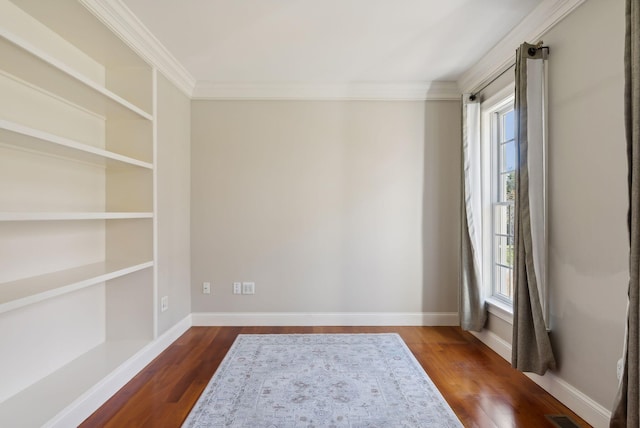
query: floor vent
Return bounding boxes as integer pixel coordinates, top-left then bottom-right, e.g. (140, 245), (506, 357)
(546, 414), (581, 428)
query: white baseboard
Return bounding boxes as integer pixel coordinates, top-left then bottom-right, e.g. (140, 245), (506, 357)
(470, 328), (512, 360)
(191, 312), (459, 327)
(525, 372), (611, 428)
(49, 314), (192, 428)
(470, 329), (611, 428)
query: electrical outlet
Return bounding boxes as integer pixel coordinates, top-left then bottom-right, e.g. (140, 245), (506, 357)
(203, 282), (211, 294)
(242, 282), (255, 295)
(233, 282), (242, 294)
(161, 296), (168, 312)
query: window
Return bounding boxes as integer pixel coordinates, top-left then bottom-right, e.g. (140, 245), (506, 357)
(492, 106), (515, 303)
(481, 92), (515, 308)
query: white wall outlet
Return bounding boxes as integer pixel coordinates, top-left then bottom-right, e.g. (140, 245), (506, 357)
(161, 296), (168, 312)
(203, 282), (211, 294)
(242, 282), (255, 295)
(233, 282), (242, 294)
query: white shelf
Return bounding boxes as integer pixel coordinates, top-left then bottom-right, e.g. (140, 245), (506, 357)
(0, 29), (152, 121)
(0, 339), (150, 428)
(0, 119), (153, 169)
(0, 212), (153, 221)
(0, 260), (154, 314)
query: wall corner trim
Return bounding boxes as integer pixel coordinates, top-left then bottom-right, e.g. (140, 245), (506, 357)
(457, 0), (587, 94)
(80, 0), (196, 98)
(470, 329), (611, 428)
(48, 314), (193, 428)
(191, 311), (459, 326)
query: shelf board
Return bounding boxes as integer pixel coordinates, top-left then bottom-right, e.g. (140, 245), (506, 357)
(0, 260), (154, 315)
(0, 339), (151, 428)
(0, 212), (153, 221)
(0, 119), (153, 169)
(0, 28), (152, 121)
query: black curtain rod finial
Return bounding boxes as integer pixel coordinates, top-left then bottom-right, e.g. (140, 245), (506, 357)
(529, 42), (550, 56)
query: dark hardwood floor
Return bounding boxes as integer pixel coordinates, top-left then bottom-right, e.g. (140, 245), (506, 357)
(80, 326), (591, 427)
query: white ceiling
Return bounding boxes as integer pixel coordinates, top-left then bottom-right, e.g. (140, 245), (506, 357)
(122, 0), (542, 96)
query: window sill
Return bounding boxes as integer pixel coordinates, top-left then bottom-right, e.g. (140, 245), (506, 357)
(486, 297), (513, 325)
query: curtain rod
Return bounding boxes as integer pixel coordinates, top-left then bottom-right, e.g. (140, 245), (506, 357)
(468, 46), (549, 101)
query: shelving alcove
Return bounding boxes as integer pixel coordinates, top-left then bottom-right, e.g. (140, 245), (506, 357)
(0, 0), (158, 426)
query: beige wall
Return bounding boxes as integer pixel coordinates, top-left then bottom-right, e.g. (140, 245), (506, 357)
(545, 0), (627, 408)
(190, 100), (460, 315)
(156, 74), (191, 334)
(480, 0), (627, 411)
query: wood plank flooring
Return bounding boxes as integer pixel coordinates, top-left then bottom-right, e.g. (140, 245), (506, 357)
(80, 326), (591, 427)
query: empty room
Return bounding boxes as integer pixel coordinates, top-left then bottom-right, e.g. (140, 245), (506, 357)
(0, 0), (635, 426)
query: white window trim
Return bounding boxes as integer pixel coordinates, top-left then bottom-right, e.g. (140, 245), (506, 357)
(486, 296), (514, 324)
(480, 86), (515, 323)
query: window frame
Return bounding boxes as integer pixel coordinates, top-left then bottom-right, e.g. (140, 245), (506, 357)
(491, 103), (516, 305)
(480, 87), (516, 321)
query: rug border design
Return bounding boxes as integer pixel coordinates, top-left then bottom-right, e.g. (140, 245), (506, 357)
(182, 333), (462, 427)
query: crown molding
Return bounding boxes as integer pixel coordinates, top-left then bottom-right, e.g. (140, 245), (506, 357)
(457, 0), (587, 94)
(192, 81), (460, 101)
(80, 0), (196, 97)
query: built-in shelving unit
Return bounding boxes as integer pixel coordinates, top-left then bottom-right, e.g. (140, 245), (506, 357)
(0, 0), (158, 425)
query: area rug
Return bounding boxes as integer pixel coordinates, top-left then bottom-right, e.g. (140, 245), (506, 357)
(182, 333), (462, 428)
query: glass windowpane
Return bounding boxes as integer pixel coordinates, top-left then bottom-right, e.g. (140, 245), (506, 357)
(494, 235), (514, 268)
(494, 204), (515, 237)
(495, 265), (514, 299)
(499, 172), (515, 202)
(504, 110), (515, 140)
(501, 140), (516, 172)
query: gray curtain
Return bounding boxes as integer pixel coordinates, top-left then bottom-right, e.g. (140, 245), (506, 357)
(611, 0), (640, 426)
(512, 42), (556, 375)
(460, 96), (486, 332)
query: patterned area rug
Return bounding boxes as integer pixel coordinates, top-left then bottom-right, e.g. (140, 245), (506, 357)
(183, 334), (462, 428)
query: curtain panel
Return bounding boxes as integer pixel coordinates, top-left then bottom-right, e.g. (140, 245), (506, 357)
(611, 0), (640, 426)
(511, 42), (556, 375)
(460, 96), (486, 332)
